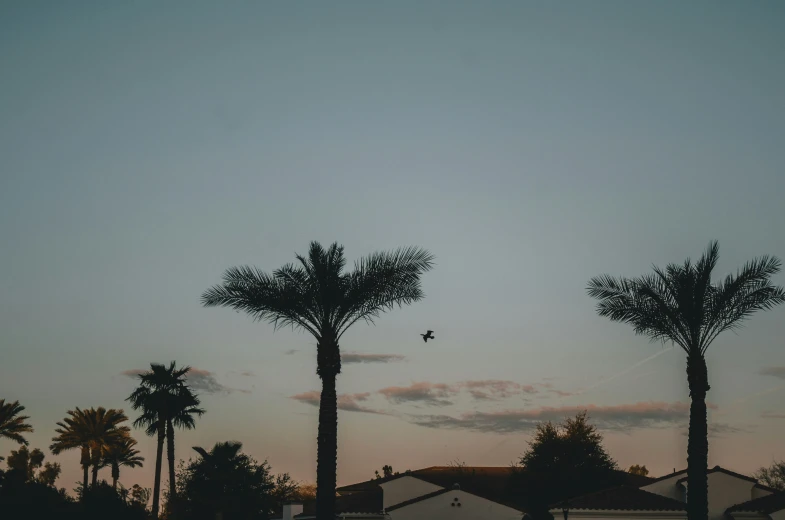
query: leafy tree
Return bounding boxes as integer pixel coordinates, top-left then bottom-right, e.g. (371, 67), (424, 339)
(100, 435), (144, 489)
(7, 445), (45, 481)
(37, 462), (62, 487)
(127, 361), (204, 518)
(177, 441), (276, 520)
(294, 482), (317, 502)
(50, 407), (130, 495)
(628, 464), (650, 477)
(202, 242), (434, 519)
(754, 460), (785, 491)
(518, 412), (619, 514)
(0, 399), (34, 446)
(130, 483), (152, 509)
(588, 241), (785, 520)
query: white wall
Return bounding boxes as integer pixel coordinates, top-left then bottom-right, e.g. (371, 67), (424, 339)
(751, 486), (774, 500)
(379, 476), (443, 509)
(387, 489), (522, 520)
(770, 509), (785, 520)
(706, 472), (757, 520)
(558, 513), (685, 520)
(641, 475), (687, 502)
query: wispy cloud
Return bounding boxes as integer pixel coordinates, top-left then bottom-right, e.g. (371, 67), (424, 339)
(458, 380), (538, 400)
(408, 401), (697, 433)
(761, 411), (785, 419)
(379, 382), (455, 406)
(376, 380), (544, 406)
(284, 349), (298, 356)
(121, 367), (248, 395)
(342, 353), (406, 364)
(290, 391), (386, 415)
(760, 367), (785, 379)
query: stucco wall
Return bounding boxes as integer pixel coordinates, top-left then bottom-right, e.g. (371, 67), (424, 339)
(770, 509), (785, 520)
(751, 486), (774, 500)
(387, 490), (522, 520)
(706, 472), (757, 520)
(380, 476), (443, 509)
(641, 475), (687, 502)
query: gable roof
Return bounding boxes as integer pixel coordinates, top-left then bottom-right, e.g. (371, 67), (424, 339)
(295, 486), (383, 518)
(385, 488), (453, 512)
(727, 491), (785, 514)
(559, 486), (687, 512)
(647, 466), (777, 492)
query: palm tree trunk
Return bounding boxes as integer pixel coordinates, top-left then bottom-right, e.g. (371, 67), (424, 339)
(687, 353), (710, 520)
(152, 419), (166, 519)
(167, 418), (177, 519)
(92, 464), (99, 487)
(80, 446), (90, 498)
(112, 461), (119, 490)
(315, 367), (339, 520)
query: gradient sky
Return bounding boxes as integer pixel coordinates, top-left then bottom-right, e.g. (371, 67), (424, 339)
(2, 0), (785, 494)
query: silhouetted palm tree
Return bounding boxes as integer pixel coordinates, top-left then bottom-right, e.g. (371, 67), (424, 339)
(587, 241), (785, 520)
(202, 241), (434, 520)
(50, 407), (130, 495)
(0, 399), (34, 446)
(100, 435), (144, 489)
(127, 362), (203, 519)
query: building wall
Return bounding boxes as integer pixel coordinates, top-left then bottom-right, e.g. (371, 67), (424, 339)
(379, 476), (443, 509)
(387, 490), (522, 520)
(751, 486), (774, 500)
(706, 472), (757, 520)
(641, 476), (686, 502)
(558, 512), (686, 520)
(770, 509), (785, 520)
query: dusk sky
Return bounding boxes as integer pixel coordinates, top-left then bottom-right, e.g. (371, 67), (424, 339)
(1, 1), (784, 493)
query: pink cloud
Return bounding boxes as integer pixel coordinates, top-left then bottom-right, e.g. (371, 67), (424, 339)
(291, 391), (385, 415)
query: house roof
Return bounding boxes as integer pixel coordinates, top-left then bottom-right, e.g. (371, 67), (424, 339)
(295, 487), (384, 518)
(557, 486), (687, 512)
(337, 466), (653, 514)
(385, 488), (453, 512)
(648, 466), (775, 492)
(727, 492), (785, 514)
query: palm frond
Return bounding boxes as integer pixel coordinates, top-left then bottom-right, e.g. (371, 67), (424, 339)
(0, 400), (34, 445)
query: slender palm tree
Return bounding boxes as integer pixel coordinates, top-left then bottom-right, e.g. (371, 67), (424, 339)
(587, 241), (785, 520)
(127, 362), (203, 519)
(50, 407), (130, 495)
(0, 399), (34, 447)
(101, 435), (144, 489)
(202, 241), (434, 520)
(166, 390), (205, 515)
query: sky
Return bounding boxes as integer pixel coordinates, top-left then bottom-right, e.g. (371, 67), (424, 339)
(1, 0), (785, 495)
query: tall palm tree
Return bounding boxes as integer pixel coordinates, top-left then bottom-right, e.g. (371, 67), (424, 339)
(127, 362), (203, 519)
(101, 435), (144, 489)
(50, 407), (130, 494)
(202, 241), (434, 520)
(587, 241), (785, 520)
(166, 390), (205, 515)
(0, 399), (34, 446)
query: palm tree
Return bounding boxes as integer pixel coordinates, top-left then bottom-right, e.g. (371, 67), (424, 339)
(202, 241), (434, 520)
(587, 241), (785, 520)
(127, 362), (204, 519)
(0, 399), (34, 447)
(50, 407), (130, 495)
(101, 435), (144, 489)
(166, 390), (205, 515)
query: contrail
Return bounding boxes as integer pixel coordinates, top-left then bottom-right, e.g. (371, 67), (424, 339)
(564, 346), (675, 398)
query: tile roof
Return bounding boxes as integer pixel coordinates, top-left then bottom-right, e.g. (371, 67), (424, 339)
(676, 467), (759, 486)
(559, 486), (687, 512)
(295, 487), (383, 518)
(727, 491), (785, 514)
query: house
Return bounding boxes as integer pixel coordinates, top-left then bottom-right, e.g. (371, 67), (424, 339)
(288, 466), (649, 520)
(551, 466), (785, 520)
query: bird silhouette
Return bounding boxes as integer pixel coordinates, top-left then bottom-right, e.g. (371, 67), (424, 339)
(421, 330), (434, 342)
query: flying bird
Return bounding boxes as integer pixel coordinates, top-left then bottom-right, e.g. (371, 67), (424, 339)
(421, 330), (434, 342)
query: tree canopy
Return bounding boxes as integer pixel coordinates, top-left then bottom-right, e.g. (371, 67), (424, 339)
(755, 460), (785, 491)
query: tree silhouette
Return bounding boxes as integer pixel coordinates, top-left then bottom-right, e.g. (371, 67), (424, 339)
(50, 407), (130, 496)
(127, 361), (204, 519)
(100, 435), (144, 489)
(754, 461), (785, 491)
(0, 399), (34, 447)
(202, 241), (434, 519)
(588, 242), (785, 520)
(628, 464), (650, 477)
